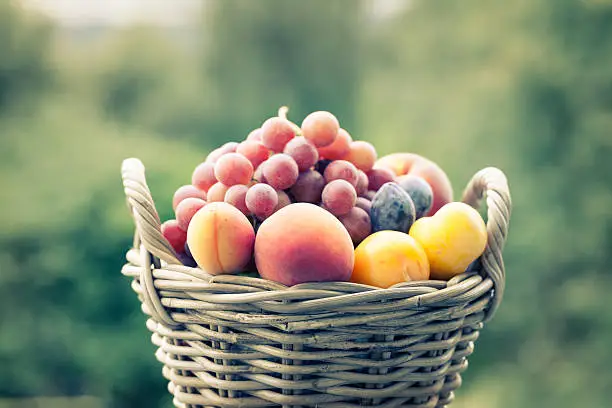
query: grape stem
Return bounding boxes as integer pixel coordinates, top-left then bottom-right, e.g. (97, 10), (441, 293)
(278, 106), (289, 120)
(278, 106), (302, 136)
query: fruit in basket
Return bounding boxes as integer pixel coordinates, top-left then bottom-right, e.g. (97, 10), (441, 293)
(187, 202), (255, 275)
(262, 153), (299, 190)
(409, 202), (487, 280)
(172, 185), (207, 210)
(166, 108), (469, 282)
(367, 167), (395, 191)
(323, 159), (359, 187)
(175, 197), (207, 231)
(246, 128), (262, 141)
(214, 152), (254, 186)
(317, 128), (351, 160)
(254, 203), (354, 285)
(396, 175), (433, 219)
(343, 141), (377, 172)
(338, 207), (371, 244)
(351, 230), (429, 288)
(161, 219), (187, 253)
(191, 162), (217, 192)
(275, 190), (292, 211)
(370, 182), (416, 232)
(236, 140), (269, 169)
(355, 170), (369, 196)
(176, 250), (197, 267)
(375, 153), (453, 215)
(301, 111), (339, 147)
(224, 184), (250, 215)
(246, 183), (278, 219)
(206, 141), (239, 163)
(261, 117), (296, 152)
(355, 196), (371, 215)
(290, 169), (325, 203)
(322, 179), (357, 216)
(207, 182), (230, 202)
(283, 137), (319, 172)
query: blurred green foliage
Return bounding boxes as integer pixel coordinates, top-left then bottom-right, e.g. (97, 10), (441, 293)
(1, 1), (610, 407)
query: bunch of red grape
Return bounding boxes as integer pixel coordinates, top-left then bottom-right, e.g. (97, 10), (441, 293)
(162, 108), (393, 266)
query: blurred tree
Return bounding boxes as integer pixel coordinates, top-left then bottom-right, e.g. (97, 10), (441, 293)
(0, 2), (54, 115)
(203, 0), (364, 145)
(90, 27), (210, 142)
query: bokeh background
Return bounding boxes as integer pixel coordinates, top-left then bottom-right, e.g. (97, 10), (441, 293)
(1, 0), (611, 407)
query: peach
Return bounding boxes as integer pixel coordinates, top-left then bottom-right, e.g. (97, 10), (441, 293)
(375, 153), (453, 215)
(409, 202), (487, 280)
(254, 203), (354, 286)
(351, 231), (430, 288)
(187, 202), (255, 275)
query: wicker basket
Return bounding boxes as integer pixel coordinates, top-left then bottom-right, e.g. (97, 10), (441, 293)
(120, 158), (511, 408)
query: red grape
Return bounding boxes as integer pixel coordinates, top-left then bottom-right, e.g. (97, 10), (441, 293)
(246, 128), (262, 141)
(224, 184), (250, 215)
(175, 197), (207, 231)
(246, 183), (278, 219)
(161, 219), (187, 253)
(355, 196), (372, 215)
(236, 140), (269, 169)
(317, 128), (352, 160)
(253, 164), (266, 183)
(367, 167), (396, 191)
(207, 182), (229, 202)
(214, 152), (254, 186)
(172, 185), (207, 210)
(290, 169), (325, 203)
(322, 179), (357, 216)
(206, 142), (239, 163)
(323, 160), (359, 187)
(283, 137), (319, 172)
(275, 190), (292, 212)
(191, 162), (217, 192)
(338, 207), (371, 244)
(176, 251), (197, 267)
(356, 170), (369, 196)
(301, 111), (339, 147)
(261, 117), (295, 152)
(343, 141), (377, 172)
(262, 154), (299, 190)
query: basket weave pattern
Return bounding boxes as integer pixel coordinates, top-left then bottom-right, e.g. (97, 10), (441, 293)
(121, 158), (511, 408)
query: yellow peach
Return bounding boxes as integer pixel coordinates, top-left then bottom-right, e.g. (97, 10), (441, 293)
(351, 231), (430, 288)
(187, 202), (255, 275)
(409, 202), (487, 280)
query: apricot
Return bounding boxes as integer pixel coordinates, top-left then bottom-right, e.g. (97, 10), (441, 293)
(254, 203), (354, 286)
(409, 202), (487, 280)
(338, 207), (371, 245)
(187, 202), (255, 275)
(375, 153), (453, 215)
(351, 231), (430, 288)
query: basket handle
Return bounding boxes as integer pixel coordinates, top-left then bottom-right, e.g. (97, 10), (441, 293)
(122, 158), (180, 265)
(461, 167), (512, 321)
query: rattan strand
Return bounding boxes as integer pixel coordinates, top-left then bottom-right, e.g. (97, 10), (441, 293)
(120, 158), (511, 407)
